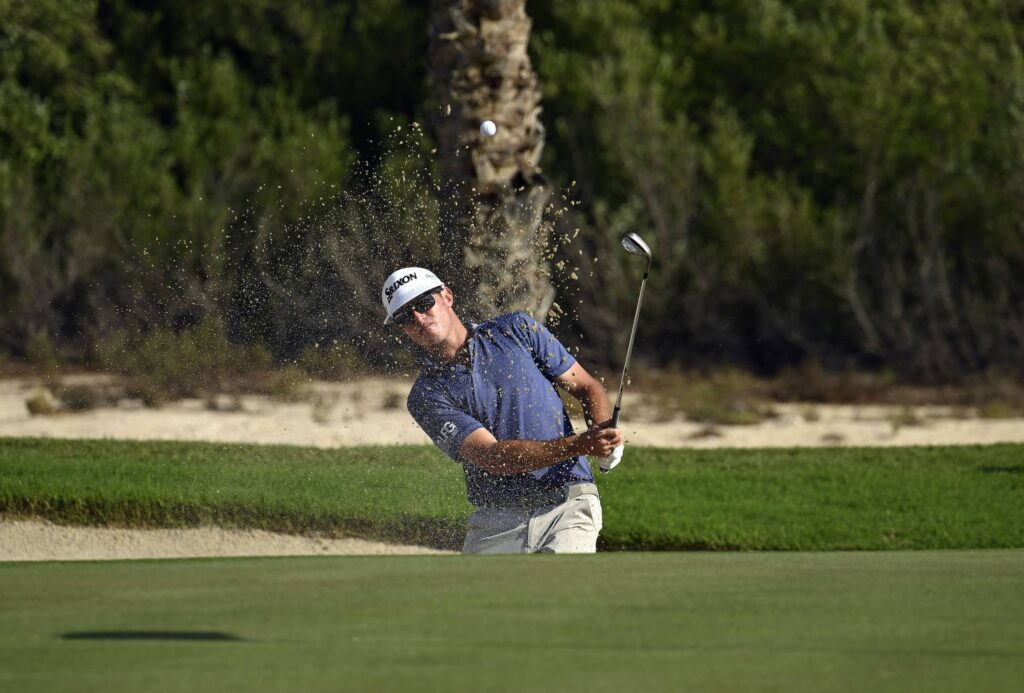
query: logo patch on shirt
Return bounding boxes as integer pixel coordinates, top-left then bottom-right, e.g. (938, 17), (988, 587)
(438, 421), (458, 445)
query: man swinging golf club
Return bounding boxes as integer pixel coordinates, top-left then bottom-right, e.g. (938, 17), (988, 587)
(382, 267), (624, 554)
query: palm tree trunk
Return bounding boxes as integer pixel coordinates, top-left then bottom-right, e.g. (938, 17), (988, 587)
(428, 0), (555, 322)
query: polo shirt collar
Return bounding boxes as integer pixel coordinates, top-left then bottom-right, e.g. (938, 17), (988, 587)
(419, 322), (480, 371)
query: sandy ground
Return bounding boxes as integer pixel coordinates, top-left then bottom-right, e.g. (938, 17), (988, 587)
(0, 519), (452, 561)
(3, 375), (1023, 561)
(5, 375), (1024, 449)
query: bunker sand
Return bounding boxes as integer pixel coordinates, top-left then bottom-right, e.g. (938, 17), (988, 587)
(0, 519), (452, 561)
(3, 376), (1024, 449)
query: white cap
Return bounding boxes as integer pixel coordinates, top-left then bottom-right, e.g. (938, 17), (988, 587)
(381, 267), (444, 324)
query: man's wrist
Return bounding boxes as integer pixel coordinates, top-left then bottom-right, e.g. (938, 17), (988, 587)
(561, 433), (581, 459)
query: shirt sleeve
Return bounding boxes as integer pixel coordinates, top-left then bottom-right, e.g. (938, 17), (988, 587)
(509, 312), (577, 380)
(407, 382), (483, 462)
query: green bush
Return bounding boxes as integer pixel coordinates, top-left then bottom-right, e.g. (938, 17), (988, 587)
(57, 385), (108, 412)
(94, 319), (283, 401)
(24, 390), (59, 416)
(0, 0), (384, 358)
(298, 343), (365, 380)
(534, 0), (1024, 380)
(3, 0), (1023, 384)
(25, 331), (59, 371)
(634, 368), (772, 425)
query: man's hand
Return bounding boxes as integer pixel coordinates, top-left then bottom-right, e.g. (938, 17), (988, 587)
(597, 444), (625, 473)
(574, 425), (623, 458)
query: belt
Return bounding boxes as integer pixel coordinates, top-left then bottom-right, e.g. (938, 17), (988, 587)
(485, 482), (599, 510)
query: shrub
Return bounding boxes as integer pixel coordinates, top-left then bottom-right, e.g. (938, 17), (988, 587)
(25, 332), (59, 372)
(534, 0), (1024, 381)
(25, 390), (59, 416)
(297, 343), (365, 380)
(93, 319), (287, 402)
(633, 368), (772, 425)
(57, 385), (108, 412)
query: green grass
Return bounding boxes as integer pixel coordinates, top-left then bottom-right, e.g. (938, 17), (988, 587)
(0, 438), (471, 548)
(1, 552), (1022, 692)
(1, 438), (1023, 550)
(605, 445), (1024, 550)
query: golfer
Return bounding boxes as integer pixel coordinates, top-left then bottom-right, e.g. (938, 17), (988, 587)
(382, 267), (624, 554)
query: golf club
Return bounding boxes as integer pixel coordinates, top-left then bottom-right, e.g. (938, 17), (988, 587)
(610, 232), (652, 429)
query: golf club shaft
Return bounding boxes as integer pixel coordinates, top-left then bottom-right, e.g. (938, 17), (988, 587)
(610, 271), (648, 428)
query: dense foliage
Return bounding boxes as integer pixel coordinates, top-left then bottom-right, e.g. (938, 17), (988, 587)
(2, 0), (1022, 380)
(0, 0), (430, 367)
(535, 0), (1024, 380)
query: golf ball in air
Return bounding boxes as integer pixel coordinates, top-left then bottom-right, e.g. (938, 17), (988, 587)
(480, 120), (497, 137)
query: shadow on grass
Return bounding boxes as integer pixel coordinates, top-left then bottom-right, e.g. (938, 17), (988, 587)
(1, 498), (468, 552)
(978, 465), (1024, 475)
(62, 631), (243, 642)
(598, 536), (744, 552)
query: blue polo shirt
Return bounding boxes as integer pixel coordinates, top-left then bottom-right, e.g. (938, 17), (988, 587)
(407, 311), (594, 507)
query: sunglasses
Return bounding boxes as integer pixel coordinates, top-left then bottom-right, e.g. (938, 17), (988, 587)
(393, 289), (442, 326)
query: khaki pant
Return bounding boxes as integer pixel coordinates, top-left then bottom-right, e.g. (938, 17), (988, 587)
(462, 492), (602, 554)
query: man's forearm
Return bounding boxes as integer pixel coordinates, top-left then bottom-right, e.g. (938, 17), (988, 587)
(471, 436), (582, 476)
(577, 381), (613, 428)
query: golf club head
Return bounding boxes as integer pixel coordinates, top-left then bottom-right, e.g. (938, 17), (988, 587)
(621, 232), (652, 271)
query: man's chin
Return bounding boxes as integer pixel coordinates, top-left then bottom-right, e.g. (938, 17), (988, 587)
(412, 325), (443, 347)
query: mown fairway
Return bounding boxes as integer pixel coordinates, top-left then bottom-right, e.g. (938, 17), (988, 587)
(1, 551), (1022, 692)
